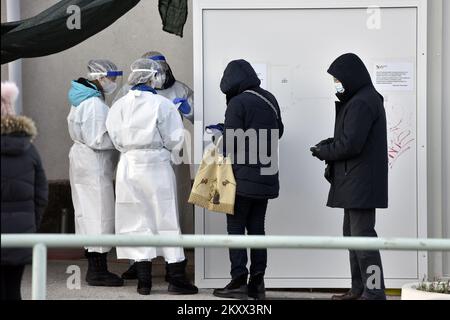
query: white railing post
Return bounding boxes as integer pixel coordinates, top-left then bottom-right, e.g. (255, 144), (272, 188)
(32, 243), (47, 300)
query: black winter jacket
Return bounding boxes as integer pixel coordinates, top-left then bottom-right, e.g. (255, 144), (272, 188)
(1, 115), (48, 265)
(315, 53), (388, 209)
(220, 60), (284, 199)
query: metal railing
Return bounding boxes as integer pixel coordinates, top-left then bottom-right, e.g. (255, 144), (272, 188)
(2, 234), (450, 300)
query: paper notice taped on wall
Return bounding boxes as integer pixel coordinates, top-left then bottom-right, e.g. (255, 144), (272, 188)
(251, 63), (268, 90)
(373, 62), (414, 91)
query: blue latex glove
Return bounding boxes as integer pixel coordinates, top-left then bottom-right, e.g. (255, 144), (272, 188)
(173, 98), (191, 115)
(205, 123), (224, 133)
(206, 123), (225, 144)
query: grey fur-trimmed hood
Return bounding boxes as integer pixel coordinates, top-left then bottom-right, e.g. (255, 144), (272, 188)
(1, 115), (38, 156)
(1, 115), (37, 139)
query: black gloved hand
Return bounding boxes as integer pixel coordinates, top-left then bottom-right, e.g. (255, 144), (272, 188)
(310, 146), (321, 158)
(316, 138), (334, 147)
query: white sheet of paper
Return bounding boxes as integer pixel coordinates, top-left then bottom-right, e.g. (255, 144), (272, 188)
(373, 62), (414, 92)
(251, 63), (268, 90)
(270, 65), (293, 115)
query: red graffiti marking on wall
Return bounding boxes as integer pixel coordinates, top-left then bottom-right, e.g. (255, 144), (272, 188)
(388, 119), (415, 169)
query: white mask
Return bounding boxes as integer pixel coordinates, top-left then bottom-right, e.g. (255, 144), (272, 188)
(334, 80), (345, 94)
(100, 78), (118, 95)
(153, 73), (167, 90)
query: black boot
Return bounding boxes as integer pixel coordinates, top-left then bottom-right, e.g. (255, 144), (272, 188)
(331, 290), (362, 300)
(164, 262), (170, 282)
(121, 262), (138, 280)
(213, 273), (248, 300)
(85, 251), (124, 287)
(135, 261), (152, 295)
(248, 272), (266, 300)
(166, 260), (199, 295)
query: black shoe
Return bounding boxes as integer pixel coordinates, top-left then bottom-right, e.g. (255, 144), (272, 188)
(166, 260), (199, 295)
(359, 292), (387, 300)
(121, 262), (138, 280)
(248, 272), (266, 300)
(331, 290), (362, 300)
(213, 273), (248, 300)
(164, 262), (170, 282)
(136, 261), (152, 295)
(85, 252), (124, 287)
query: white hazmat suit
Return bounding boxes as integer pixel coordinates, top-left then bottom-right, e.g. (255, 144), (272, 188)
(68, 94), (118, 253)
(67, 60), (125, 287)
(113, 53), (194, 233)
(106, 88), (185, 263)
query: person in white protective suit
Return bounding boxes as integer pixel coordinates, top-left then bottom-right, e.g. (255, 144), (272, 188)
(117, 52), (195, 282)
(67, 59), (124, 287)
(106, 58), (198, 296)
(113, 51), (194, 123)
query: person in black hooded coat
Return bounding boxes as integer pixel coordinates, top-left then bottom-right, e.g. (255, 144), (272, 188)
(213, 60), (284, 300)
(1, 108), (48, 300)
(311, 53), (388, 300)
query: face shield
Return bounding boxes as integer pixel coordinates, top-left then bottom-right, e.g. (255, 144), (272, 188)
(87, 59), (123, 96)
(128, 58), (163, 89)
(88, 70), (124, 96)
(141, 52), (176, 89)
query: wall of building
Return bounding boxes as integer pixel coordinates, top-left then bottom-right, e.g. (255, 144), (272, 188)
(1, 0), (8, 80)
(442, 0), (450, 278)
(427, 0), (449, 279)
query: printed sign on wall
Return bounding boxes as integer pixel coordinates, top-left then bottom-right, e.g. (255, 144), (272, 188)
(373, 62), (415, 91)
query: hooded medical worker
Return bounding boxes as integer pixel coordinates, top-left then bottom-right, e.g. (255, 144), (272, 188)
(106, 58), (198, 296)
(67, 59), (123, 287)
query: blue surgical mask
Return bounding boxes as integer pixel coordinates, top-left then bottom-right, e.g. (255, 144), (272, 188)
(334, 81), (345, 94)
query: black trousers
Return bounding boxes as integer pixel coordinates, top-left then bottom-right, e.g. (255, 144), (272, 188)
(1, 265), (25, 301)
(344, 209), (386, 300)
(226, 195), (268, 279)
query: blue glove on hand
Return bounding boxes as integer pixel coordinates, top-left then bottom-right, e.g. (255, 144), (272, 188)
(173, 98), (191, 115)
(205, 123), (224, 133)
(206, 123), (225, 143)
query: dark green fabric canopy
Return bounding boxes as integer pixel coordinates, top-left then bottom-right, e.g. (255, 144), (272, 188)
(1, 0), (189, 65)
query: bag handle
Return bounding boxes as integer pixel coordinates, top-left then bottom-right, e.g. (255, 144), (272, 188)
(244, 90), (280, 120)
(215, 135), (224, 152)
(215, 135), (232, 158)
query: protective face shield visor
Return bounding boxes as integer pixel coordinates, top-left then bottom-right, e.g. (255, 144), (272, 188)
(89, 71), (124, 95)
(129, 68), (161, 88)
(148, 55), (166, 62)
(143, 55), (174, 90)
